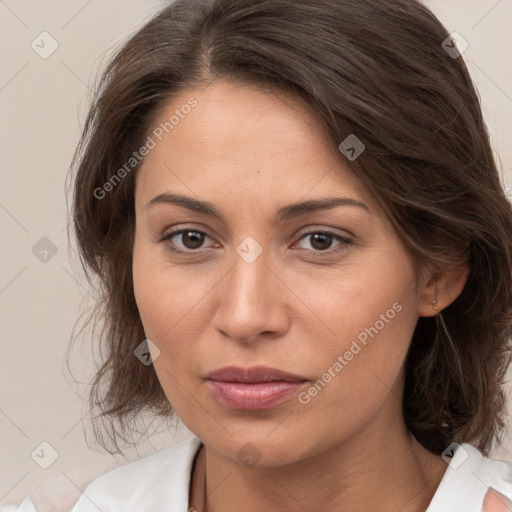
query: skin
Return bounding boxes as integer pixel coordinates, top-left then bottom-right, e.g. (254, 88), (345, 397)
(483, 489), (512, 512)
(132, 78), (476, 511)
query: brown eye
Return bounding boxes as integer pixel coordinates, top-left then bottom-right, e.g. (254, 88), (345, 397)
(180, 230), (205, 249)
(160, 229), (214, 252)
(295, 230), (352, 256)
(309, 233), (334, 251)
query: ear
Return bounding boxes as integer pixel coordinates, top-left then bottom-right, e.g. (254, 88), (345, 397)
(418, 265), (470, 317)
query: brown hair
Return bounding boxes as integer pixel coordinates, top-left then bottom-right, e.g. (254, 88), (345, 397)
(68, 0), (512, 456)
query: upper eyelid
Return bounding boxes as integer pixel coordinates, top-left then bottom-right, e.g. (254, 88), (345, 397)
(161, 225), (351, 239)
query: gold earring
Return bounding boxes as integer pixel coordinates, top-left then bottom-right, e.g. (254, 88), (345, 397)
(430, 276), (439, 311)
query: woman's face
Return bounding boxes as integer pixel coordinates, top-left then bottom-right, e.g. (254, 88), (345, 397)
(133, 79), (428, 466)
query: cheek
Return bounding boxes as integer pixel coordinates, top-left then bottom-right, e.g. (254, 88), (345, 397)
(132, 243), (202, 415)
(132, 237), (217, 368)
(133, 234), (191, 334)
(133, 270), (205, 354)
(294, 248), (417, 347)
(293, 243), (420, 392)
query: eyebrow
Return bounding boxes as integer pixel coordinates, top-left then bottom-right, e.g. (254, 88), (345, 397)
(146, 193), (369, 222)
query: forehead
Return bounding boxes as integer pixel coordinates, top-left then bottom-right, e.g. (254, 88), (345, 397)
(135, 79), (375, 211)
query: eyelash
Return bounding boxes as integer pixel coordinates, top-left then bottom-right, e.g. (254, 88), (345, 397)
(158, 228), (353, 257)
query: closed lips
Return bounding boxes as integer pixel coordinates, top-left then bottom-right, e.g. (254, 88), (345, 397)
(205, 365), (307, 383)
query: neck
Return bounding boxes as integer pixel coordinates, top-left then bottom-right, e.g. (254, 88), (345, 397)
(189, 422), (447, 512)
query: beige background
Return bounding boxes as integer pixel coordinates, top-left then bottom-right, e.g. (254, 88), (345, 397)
(1, 0), (511, 508)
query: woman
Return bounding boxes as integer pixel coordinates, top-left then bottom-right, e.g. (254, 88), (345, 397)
(11, 0), (512, 510)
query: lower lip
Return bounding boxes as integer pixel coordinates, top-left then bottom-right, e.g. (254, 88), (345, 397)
(206, 380), (306, 410)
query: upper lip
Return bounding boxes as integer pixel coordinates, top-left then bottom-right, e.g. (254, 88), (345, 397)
(206, 365), (306, 383)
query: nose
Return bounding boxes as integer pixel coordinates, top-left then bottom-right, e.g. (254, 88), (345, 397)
(212, 247), (290, 344)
